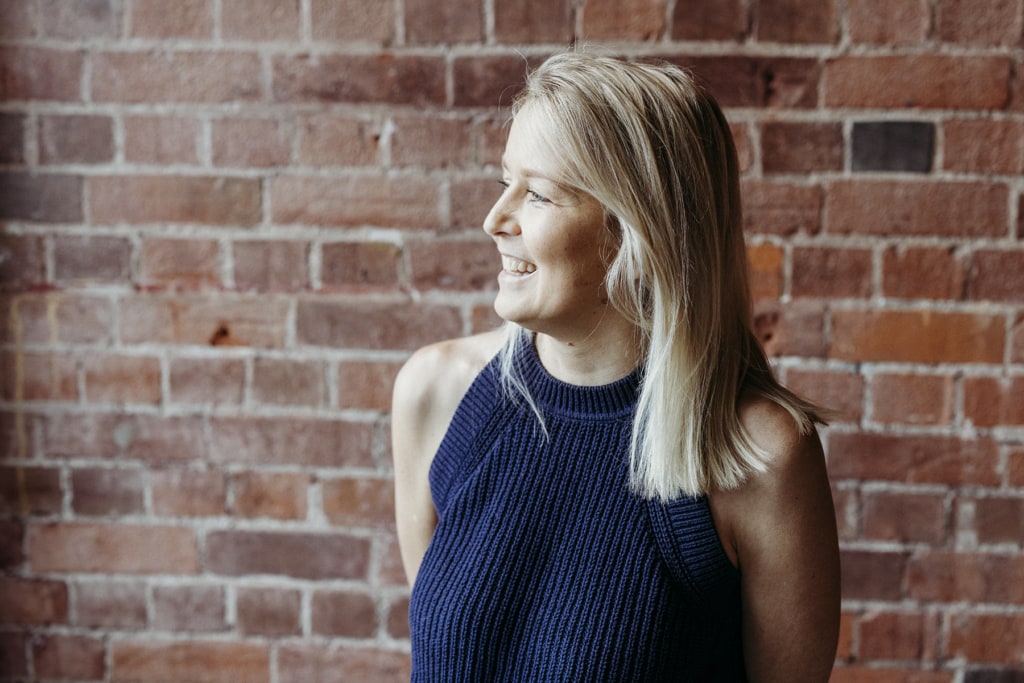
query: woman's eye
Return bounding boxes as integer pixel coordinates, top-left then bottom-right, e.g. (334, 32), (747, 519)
(527, 189), (549, 204)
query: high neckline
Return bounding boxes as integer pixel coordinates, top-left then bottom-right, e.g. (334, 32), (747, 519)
(514, 335), (641, 419)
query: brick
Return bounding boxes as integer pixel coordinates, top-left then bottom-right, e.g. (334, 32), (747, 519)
(387, 595), (410, 639)
(0, 411), (28, 460)
(826, 180), (1007, 238)
(39, 0), (118, 39)
(322, 477), (394, 529)
(408, 239), (499, 292)
(169, 357), (244, 405)
(233, 240), (308, 292)
(0, 234), (45, 290)
(830, 668), (953, 683)
(120, 294), (288, 348)
(673, 56), (821, 108)
(297, 299), (463, 351)
(151, 468), (227, 517)
(53, 234), (132, 283)
(791, 246), (872, 298)
(830, 309), (1004, 363)
(859, 611), (937, 661)
(0, 519), (24, 569)
(209, 416), (374, 468)
(949, 614), (1024, 663)
(91, 175), (261, 226)
(378, 531), (409, 587)
(124, 115), (201, 164)
(296, 113), (381, 167)
(1, 350), (78, 402)
(943, 119), (1024, 174)
(30, 523), (199, 574)
(828, 433), (1000, 486)
(761, 121), (843, 174)
(277, 644), (411, 683)
(207, 530), (371, 580)
(451, 177), (500, 230)
(908, 552), (1024, 604)
(271, 174), (439, 229)
(851, 121), (935, 173)
(73, 579), (147, 629)
(405, 0), (483, 43)
(236, 587), (301, 636)
(783, 367), (864, 423)
(0, 113), (25, 163)
(153, 584), (227, 632)
(33, 634), (105, 680)
(92, 51), (262, 104)
(40, 412), (207, 462)
(111, 640), (270, 683)
(222, 0), (299, 40)
(964, 670), (1024, 683)
(882, 245), (966, 300)
(747, 242), (783, 300)
(967, 250), (1024, 302)
(231, 471), (309, 520)
(391, 114), (474, 168)
(836, 611), (854, 659)
(39, 114), (114, 164)
(212, 116), (292, 168)
(824, 56), (1011, 109)
(0, 172), (83, 222)
(862, 490), (948, 543)
(840, 550), (907, 600)
(82, 354), (161, 404)
(452, 54), (537, 108)
(0, 46), (84, 102)
(0, 632), (27, 676)
(0, 0), (33, 39)
(272, 53), (444, 106)
(494, 0), (574, 43)
(0, 577), (67, 625)
(753, 300), (827, 358)
(757, 0), (839, 44)
(129, 0), (213, 39)
(140, 238), (220, 290)
(312, 590), (376, 637)
(1015, 314), (1024, 364)
(321, 242), (400, 290)
(252, 357), (326, 407)
(937, 0), (1024, 46)
(1010, 447), (1024, 487)
(848, 0), (931, 45)
(964, 377), (1024, 428)
(338, 360), (401, 411)
(310, 0), (395, 43)
(870, 373), (955, 426)
(741, 180), (822, 235)
(582, 0), (666, 41)
(973, 497), (1024, 544)
(675, 0), (749, 40)
(731, 122), (754, 173)
(0, 466), (62, 516)
(72, 467), (145, 516)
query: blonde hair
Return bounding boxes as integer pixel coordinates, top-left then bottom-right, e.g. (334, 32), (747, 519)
(498, 53), (822, 500)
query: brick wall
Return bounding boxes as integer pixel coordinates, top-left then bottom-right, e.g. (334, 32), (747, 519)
(0, 0), (1022, 681)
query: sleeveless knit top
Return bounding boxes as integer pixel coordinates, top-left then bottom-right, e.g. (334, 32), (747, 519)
(409, 339), (746, 682)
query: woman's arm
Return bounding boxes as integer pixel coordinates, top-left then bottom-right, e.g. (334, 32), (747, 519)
(710, 399), (841, 682)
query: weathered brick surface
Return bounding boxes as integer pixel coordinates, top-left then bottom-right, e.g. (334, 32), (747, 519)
(3, 1), (1023, 678)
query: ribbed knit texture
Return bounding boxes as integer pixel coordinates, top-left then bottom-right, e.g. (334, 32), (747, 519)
(409, 339), (746, 682)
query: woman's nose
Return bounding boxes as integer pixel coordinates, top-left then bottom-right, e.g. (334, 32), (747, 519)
(483, 193), (520, 237)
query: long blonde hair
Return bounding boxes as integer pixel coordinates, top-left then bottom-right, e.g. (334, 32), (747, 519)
(497, 53), (822, 501)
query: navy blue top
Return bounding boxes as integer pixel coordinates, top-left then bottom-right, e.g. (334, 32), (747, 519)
(409, 338), (746, 681)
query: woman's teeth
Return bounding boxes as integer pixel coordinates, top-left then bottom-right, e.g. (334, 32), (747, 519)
(503, 256), (536, 274)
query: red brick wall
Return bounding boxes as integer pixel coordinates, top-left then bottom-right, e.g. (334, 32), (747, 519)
(1, 0), (1022, 680)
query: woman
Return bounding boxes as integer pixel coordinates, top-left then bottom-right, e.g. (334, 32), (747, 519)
(392, 53), (840, 681)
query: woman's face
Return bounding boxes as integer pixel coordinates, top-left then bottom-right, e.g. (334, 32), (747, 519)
(483, 107), (614, 342)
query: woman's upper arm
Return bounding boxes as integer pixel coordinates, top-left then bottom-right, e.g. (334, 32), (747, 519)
(714, 403), (841, 682)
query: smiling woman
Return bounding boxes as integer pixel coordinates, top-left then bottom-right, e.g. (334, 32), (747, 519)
(391, 52), (840, 682)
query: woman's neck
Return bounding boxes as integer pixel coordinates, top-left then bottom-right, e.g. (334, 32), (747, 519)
(533, 313), (641, 387)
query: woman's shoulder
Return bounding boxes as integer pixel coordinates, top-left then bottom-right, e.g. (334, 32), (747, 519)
(391, 329), (505, 463)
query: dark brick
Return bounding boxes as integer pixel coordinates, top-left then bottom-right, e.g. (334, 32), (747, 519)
(39, 115), (114, 164)
(665, 55), (820, 109)
(0, 114), (25, 164)
(672, 0), (749, 41)
(852, 121), (935, 172)
(272, 54), (445, 106)
(964, 669), (1024, 683)
(0, 172), (83, 222)
(0, 234), (46, 290)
